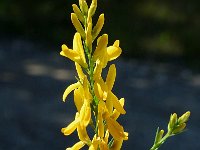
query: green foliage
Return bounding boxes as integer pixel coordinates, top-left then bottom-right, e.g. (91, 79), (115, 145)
(0, 0), (199, 59)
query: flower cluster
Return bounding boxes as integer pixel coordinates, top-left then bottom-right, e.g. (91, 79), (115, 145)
(60, 0), (128, 149)
(150, 111), (190, 150)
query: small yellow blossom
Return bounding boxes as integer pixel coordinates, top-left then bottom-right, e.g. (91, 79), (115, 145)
(66, 141), (85, 150)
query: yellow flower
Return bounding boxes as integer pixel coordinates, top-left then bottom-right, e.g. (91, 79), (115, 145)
(66, 141), (85, 150)
(63, 82), (81, 102)
(105, 116), (128, 141)
(110, 139), (123, 150)
(79, 100), (91, 128)
(88, 135), (100, 150)
(61, 113), (79, 136)
(93, 35), (122, 68)
(92, 14), (104, 41)
(60, 33), (87, 68)
(94, 64), (126, 115)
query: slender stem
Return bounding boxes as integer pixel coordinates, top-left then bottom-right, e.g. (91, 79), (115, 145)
(150, 131), (171, 150)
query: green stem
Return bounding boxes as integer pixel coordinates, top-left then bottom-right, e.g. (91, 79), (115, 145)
(150, 131), (171, 150)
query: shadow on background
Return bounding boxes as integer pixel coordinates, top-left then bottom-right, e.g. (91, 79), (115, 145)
(0, 0), (200, 149)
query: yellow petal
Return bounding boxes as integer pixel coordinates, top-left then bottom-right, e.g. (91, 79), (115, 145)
(92, 14), (104, 41)
(63, 82), (80, 102)
(89, 135), (99, 150)
(60, 44), (80, 62)
(82, 76), (92, 101)
(77, 123), (91, 142)
(113, 40), (120, 47)
(66, 141), (85, 150)
(103, 130), (110, 144)
(110, 139), (123, 150)
(98, 112), (104, 138)
(93, 34), (108, 61)
(74, 88), (84, 112)
(106, 117), (128, 141)
(80, 101), (91, 127)
(109, 92), (126, 114)
(75, 62), (85, 80)
(107, 46), (122, 61)
(72, 4), (84, 23)
(105, 92), (113, 115)
(88, 0), (97, 18)
(111, 98), (125, 120)
(71, 13), (85, 39)
(93, 60), (103, 81)
(86, 22), (93, 52)
(94, 78), (108, 100)
(99, 140), (109, 150)
(79, 0), (88, 15)
(61, 118), (79, 136)
(73, 33), (87, 68)
(106, 64), (116, 91)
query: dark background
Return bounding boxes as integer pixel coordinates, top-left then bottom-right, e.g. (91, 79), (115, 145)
(0, 0), (200, 149)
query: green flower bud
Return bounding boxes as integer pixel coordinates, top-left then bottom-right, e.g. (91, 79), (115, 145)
(178, 111), (190, 124)
(168, 113), (177, 131)
(172, 123), (186, 134)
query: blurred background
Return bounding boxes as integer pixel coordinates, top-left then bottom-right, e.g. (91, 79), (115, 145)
(0, 0), (200, 149)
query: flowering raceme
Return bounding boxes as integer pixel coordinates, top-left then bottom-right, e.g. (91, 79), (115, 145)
(60, 0), (128, 149)
(59, 0), (190, 150)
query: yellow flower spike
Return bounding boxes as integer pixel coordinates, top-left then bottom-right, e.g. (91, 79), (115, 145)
(74, 88), (84, 112)
(75, 62), (85, 80)
(106, 64), (116, 91)
(66, 141), (85, 150)
(77, 123), (91, 143)
(92, 14), (104, 41)
(93, 60), (103, 81)
(80, 100), (91, 127)
(79, 0), (88, 15)
(110, 139), (123, 150)
(63, 82), (81, 102)
(88, 0), (97, 18)
(93, 34), (108, 61)
(109, 91), (126, 114)
(86, 22), (93, 52)
(71, 13), (86, 39)
(107, 45), (122, 61)
(111, 98), (125, 120)
(72, 4), (85, 24)
(73, 33), (87, 68)
(106, 117), (128, 141)
(61, 113), (80, 135)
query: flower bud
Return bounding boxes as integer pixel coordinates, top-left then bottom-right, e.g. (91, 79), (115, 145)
(72, 4), (85, 23)
(88, 0), (97, 18)
(172, 123), (186, 134)
(168, 113), (177, 131)
(71, 13), (86, 39)
(178, 111), (190, 124)
(79, 0), (88, 15)
(92, 14), (104, 41)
